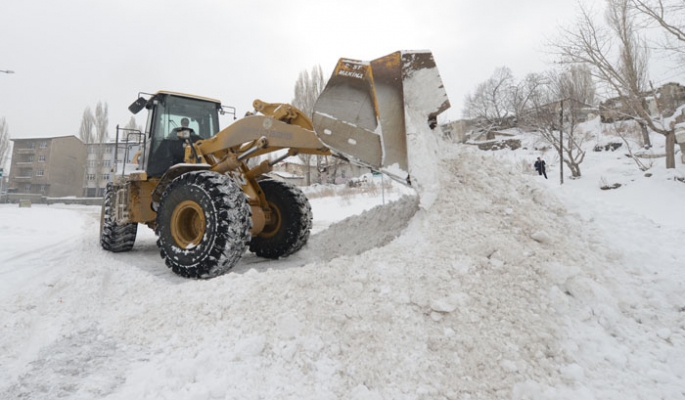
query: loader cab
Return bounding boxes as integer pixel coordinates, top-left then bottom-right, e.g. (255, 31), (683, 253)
(136, 92), (222, 177)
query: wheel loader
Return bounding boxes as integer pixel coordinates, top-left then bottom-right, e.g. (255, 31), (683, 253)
(100, 50), (450, 278)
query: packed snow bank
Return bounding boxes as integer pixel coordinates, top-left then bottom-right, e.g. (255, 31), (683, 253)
(300, 194), (419, 263)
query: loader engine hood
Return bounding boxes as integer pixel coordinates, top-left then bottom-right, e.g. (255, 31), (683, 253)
(312, 50), (450, 185)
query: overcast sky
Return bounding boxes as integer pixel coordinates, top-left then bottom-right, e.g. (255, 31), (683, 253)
(1, 0), (681, 140)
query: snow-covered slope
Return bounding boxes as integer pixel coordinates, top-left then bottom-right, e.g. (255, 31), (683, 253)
(0, 140), (683, 400)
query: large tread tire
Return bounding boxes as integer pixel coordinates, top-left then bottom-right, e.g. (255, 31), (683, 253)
(250, 179), (312, 259)
(155, 171), (252, 278)
(100, 183), (138, 252)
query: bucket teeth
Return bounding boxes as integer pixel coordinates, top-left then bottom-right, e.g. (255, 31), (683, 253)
(313, 50), (450, 185)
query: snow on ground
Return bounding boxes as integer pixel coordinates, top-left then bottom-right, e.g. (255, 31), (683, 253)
(1, 135), (684, 400)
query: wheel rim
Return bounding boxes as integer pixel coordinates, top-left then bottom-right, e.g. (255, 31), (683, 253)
(260, 201), (282, 238)
(171, 200), (206, 248)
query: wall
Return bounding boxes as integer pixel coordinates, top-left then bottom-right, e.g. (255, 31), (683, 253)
(48, 137), (87, 197)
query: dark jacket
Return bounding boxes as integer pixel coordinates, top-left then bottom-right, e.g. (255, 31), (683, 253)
(534, 160), (546, 172)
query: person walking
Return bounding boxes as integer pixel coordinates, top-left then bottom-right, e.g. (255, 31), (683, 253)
(534, 157), (548, 179)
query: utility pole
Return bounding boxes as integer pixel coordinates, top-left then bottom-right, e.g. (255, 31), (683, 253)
(559, 99), (564, 185)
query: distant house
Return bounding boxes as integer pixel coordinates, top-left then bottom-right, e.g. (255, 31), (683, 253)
(269, 170), (305, 186)
(530, 98), (598, 124)
(654, 82), (685, 118)
(599, 96), (639, 123)
(464, 128), (522, 151)
(599, 82), (685, 122)
(7, 136), (87, 202)
(441, 117), (514, 143)
(272, 155), (367, 186)
(441, 120), (472, 143)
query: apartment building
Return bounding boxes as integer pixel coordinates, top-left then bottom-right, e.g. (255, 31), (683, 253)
(84, 140), (140, 197)
(7, 136), (87, 202)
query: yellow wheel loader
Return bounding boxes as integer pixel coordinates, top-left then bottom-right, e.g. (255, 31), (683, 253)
(100, 50), (450, 278)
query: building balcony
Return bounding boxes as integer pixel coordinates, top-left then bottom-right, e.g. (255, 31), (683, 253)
(15, 148), (36, 153)
(14, 176), (33, 180)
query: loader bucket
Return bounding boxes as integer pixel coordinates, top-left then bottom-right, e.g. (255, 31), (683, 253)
(312, 50), (450, 185)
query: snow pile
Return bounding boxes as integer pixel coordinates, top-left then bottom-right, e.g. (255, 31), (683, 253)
(1, 138), (684, 399)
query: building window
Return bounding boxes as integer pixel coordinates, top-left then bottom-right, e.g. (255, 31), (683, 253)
(87, 174), (96, 181)
(88, 160), (97, 167)
(103, 160), (111, 167)
(27, 155), (34, 162)
(38, 155), (46, 162)
(40, 141), (48, 149)
(35, 170), (44, 177)
(102, 174), (110, 181)
(39, 185), (47, 193)
(24, 184), (31, 192)
(28, 142), (36, 149)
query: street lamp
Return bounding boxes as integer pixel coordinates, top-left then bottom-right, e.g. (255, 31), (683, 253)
(0, 70), (15, 74)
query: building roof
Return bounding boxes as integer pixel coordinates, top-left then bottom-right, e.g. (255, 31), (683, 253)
(10, 135), (80, 142)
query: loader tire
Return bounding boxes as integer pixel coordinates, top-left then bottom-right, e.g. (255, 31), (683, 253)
(100, 183), (138, 252)
(250, 180), (312, 259)
(155, 171), (252, 278)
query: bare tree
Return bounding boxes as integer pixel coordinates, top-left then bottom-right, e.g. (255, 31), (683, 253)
(0, 117), (10, 170)
(630, 0), (685, 152)
(509, 72), (548, 119)
(292, 65), (325, 117)
(94, 102), (109, 144)
(79, 107), (95, 144)
(124, 116), (140, 132)
(550, 0), (677, 167)
(79, 108), (94, 197)
(630, 0), (685, 61)
(519, 71), (589, 178)
(463, 66), (515, 130)
(512, 66), (595, 123)
(93, 102), (110, 195)
(292, 65), (327, 185)
(609, 0), (654, 149)
(81, 102), (110, 196)
(556, 64), (597, 106)
(607, 121), (651, 170)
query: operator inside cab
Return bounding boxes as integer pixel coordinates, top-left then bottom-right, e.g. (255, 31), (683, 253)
(170, 117), (196, 139)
